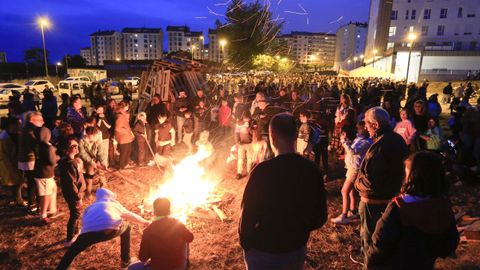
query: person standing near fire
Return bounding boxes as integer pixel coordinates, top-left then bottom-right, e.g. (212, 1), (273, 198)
(239, 113), (328, 269)
(154, 111), (176, 157)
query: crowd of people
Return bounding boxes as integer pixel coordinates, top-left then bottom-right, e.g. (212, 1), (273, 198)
(0, 72), (479, 269)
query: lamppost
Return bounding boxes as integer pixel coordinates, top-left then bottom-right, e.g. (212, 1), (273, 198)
(37, 17), (51, 78)
(199, 36), (204, 60)
(353, 56), (358, 68)
(405, 32), (417, 83)
(372, 49), (378, 69)
(360, 54), (364, 65)
(56, 62), (61, 76)
(347, 59), (352, 69)
(219, 39), (227, 63)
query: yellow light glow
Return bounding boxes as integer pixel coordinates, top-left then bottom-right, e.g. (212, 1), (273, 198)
(360, 54), (365, 59)
(56, 62), (61, 66)
(219, 39), (227, 47)
(37, 17), (51, 28)
(347, 60), (352, 64)
(373, 49), (378, 54)
(199, 36), (204, 40)
(146, 145), (218, 224)
(354, 57), (358, 61)
(408, 33), (417, 41)
(116, 58), (120, 61)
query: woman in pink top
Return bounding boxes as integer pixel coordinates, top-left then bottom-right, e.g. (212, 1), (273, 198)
(394, 108), (417, 150)
(218, 99), (232, 138)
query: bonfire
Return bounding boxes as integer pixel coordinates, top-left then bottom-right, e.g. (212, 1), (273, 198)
(144, 144), (221, 224)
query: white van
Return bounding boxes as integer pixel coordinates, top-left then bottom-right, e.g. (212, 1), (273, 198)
(58, 81), (88, 97)
(64, 76), (92, 86)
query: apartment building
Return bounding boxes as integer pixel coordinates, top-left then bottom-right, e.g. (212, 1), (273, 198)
(122, 28), (163, 60)
(167, 26), (204, 59)
(90, 30), (122, 65)
(334, 22), (368, 70)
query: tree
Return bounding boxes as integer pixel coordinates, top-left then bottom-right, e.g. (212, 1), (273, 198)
(216, 0), (284, 69)
(61, 55), (86, 68)
(24, 48), (49, 66)
(252, 54), (275, 70)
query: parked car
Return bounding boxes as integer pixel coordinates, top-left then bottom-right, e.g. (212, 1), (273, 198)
(58, 81), (88, 97)
(125, 77), (140, 86)
(64, 76), (92, 86)
(0, 83), (25, 102)
(24, 80), (55, 92)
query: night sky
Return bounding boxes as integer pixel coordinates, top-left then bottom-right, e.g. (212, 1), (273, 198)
(0, 0), (369, 63)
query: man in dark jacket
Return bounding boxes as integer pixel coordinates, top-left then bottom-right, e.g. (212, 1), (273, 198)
(18, 111), (43, 212)
(40, 90), (58, 130)
(239, 113), (328, 270)
(355, 107), (409, 266)
(59, 138), (86, 247)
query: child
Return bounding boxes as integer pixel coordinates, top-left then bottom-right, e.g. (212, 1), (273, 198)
(154, 112), (175, 156)
(182, 110), (194, 153)
(94, 105), (112, 168)
(421, 117), (443, 151)
(129, 198), (194, 270)
(34, 126), (60, 224)
(218, 99), (232, 138)
(235, 111), (253, 180)
(296, 111), (311, 155)
(134, 112), (149, 166)
(331, 121), (372, 225)
(58, 138), (86, 247)
(394, 108), (417, 151)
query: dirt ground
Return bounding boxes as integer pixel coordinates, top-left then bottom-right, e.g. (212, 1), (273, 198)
(1, 82), (480, 269)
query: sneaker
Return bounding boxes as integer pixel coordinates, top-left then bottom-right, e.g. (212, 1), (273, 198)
(47, 211), (64, 219)
(347, 210), (359, 219)
(40, 217), (51, 226)
(331, 214), (351, 225)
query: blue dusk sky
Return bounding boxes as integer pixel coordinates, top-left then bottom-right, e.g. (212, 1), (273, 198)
(0, 0), (369, 63)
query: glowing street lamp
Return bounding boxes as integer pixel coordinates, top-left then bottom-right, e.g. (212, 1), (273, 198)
(37, 16), (51, 78)
(353, 56), (358, 68)
(191, 45), (197, 60)
(219, 39), (227, 63)
(55, 62), (61, 76)
(406, 32), (418, 82)
(199, 36), (204, 60)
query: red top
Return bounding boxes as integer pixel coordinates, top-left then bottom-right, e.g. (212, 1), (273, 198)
(218, 105), (232, 126)
(139, 217), (194, 270)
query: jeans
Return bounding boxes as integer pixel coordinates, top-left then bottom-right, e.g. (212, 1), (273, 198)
(56, 223), (131, 270)
(237, 143), (253, 174)
(137, 138), (148, 165)
(65, 199), (81, 241)
(118, 142), (132, 169)
(176, 116), (186, 142)
(313, 142), (329, 176)
(244, 246), (306, 270)
(359, 201), (387, 267)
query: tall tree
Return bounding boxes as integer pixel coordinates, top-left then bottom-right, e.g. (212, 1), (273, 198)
(24, 48), (49, 66)
(216, 0), (284, 69)
(61, 55), (86, 68)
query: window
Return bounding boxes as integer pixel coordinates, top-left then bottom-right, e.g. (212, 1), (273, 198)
(389, 26), (397, 37)
(440, 8), (448, 18)
(405, 10), (409, 20)
(411, 10), (416, 20)
(467, 12), (476, 18)
(458, 7), (463, 18)
(471, 42), (478, 50)
(422, 26), (429, 36)
(424, 9), (431, 19)
(387, 42), (394, 49)
(391, 10), (398, 20)
(437, 25), (445, 36)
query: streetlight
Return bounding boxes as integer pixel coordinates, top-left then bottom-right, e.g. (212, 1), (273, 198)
(219, 39), (227, 63)
(55, 62), (61, 76)
(353, 56), (358, 68)
(372, 49), (378, 68)
(406, 32), (417, 83)
(37, 16), (51, 78)
(347, 59), (352, 69)
(199, 36), (204, 60)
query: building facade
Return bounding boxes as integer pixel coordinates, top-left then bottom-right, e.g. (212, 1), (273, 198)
(80, 47), (92, 65)
(334, 22), (368, 70)
(388, 0), (480, 51)
(208, 29), (228, 63)
(167, 26), (204, 60)
(364, 0), (394, 63)
(90, 31), (123, 65)
(122, 28), (163, 60)
(279, 31), (337, 68)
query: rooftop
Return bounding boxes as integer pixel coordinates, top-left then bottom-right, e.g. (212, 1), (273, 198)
(166, 26), (190, 32)
(90, 30), (117, 36)
(122, 27), (162, 33)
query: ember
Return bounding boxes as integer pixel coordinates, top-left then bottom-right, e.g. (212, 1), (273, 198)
(146, 145), (218, 224)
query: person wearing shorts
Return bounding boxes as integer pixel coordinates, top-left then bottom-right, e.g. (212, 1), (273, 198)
(331, 121), (372, 225)
(34, 127), (59, 224)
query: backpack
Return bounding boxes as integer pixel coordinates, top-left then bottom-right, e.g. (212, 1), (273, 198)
(308, 122), (323, 145)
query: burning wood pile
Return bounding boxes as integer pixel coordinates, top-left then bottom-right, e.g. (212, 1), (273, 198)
(136, 57), (207, 113)
(139, 143), (231, 224)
